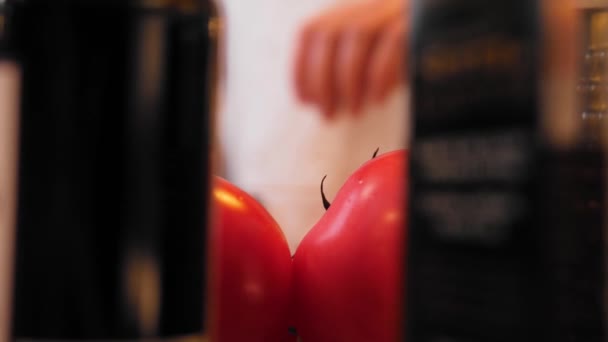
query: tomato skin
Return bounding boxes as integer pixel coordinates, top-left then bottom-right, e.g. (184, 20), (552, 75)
(292, 150), (407, 342)
(210, 176), (293, 342)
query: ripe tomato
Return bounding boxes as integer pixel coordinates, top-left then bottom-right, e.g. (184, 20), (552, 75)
(292, 149), (407, 342)
(209, 176), (293, 342)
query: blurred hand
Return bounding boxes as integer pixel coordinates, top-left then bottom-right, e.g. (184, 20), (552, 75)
(294, 0), (408, 119)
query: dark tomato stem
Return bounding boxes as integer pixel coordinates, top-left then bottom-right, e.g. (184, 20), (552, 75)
(320, 175), (331, 210)
(372, 147), (380, 159)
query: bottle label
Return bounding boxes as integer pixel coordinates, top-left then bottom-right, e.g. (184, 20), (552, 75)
(408, 1), (602, 341)
(408, 0), (544, 341)
(0, 62), (21, 342)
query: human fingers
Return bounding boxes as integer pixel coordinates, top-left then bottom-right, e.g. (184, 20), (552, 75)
(366, 15), (406, 104)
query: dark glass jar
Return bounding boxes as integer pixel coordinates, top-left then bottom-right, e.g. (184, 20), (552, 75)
(4, 0), (218, 340)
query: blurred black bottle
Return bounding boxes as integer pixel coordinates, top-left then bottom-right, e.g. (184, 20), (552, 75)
(405, 0), (602, 341)
(3, 0), (218, 340)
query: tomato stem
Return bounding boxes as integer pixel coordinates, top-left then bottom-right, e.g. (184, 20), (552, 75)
(320, 175), (331, 210)
(372, 147), (380, 159)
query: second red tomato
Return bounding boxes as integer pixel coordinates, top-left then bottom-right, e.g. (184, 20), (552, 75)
(292, 149), (407, 342)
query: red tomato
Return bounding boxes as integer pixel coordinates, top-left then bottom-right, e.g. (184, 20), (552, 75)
(292, 149), (407, 342)
(209, 176), (293, 342)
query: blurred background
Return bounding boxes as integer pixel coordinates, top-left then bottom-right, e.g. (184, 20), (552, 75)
(212, 0), (608, 253)
(213, 0), (409, 252)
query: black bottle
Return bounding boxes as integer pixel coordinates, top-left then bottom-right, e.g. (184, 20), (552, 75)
(5, 0), (218, 340)
(405, 0), (595, 341)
